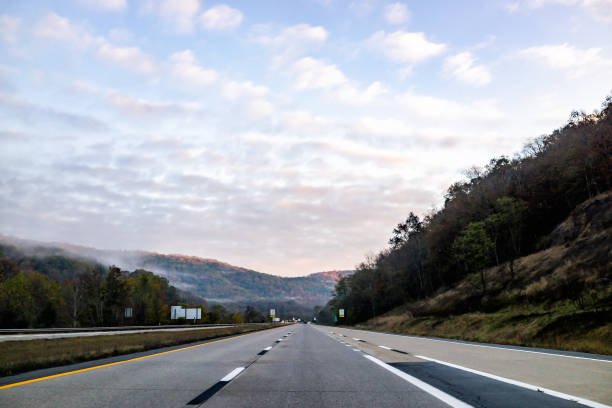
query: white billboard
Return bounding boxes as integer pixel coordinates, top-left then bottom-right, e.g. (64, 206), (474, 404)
(171, 306), (201, 320)
(185, 308), (201, 320)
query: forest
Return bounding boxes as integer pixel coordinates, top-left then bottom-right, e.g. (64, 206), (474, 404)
(320, 95), (612, 325)
(0, 245), (266, 328)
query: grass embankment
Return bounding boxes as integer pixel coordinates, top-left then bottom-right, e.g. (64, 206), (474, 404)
(356, 193), (612, 356)
(0, 324), (276, 377)
(357, 301), (612, 355)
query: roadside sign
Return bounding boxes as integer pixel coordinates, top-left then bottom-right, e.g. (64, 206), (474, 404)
(270, 309), (275, 317)
(339, 309), (345, 318)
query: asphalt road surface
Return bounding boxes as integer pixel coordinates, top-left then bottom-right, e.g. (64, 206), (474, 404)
(1, 324), (610, 408)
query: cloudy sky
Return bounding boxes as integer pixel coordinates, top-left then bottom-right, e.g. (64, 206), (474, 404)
(0, 0), (610, 276)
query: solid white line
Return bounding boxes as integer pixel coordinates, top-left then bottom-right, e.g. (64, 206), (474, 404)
(220, 367), (245, 382)
(415, 355), (611, 408)
(334, 327), (611, 363)
(378, 345), (392, 350)
(264, 346), (272, 351)
(364, 355), (472, 408)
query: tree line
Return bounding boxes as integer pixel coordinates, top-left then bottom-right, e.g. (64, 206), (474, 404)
(319, 95), (612, 324)
(0, 246), (268, 328)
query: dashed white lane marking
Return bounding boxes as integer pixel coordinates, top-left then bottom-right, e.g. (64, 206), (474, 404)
(264, 346), (272, 351)
(415, 355), (612, 408)
(378, 345), (392, 350)
(364, 355), (472, 408)
(352, 348), (360, 352)
(220, 367), (245, 382)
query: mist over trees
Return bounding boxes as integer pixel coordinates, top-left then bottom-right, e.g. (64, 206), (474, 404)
(320, 95), (612, 325)
(0, 246), (278, 328)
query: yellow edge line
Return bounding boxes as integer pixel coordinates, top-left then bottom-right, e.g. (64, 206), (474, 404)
(0, 330), (262, 390)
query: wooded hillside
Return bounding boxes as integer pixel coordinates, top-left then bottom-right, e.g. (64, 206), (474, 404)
(322, 95), (611, 325)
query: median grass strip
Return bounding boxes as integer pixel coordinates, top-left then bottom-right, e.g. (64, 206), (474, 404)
(0, 324), (275, 377)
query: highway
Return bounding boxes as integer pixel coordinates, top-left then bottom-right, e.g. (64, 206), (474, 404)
(1, 324), (610, 407)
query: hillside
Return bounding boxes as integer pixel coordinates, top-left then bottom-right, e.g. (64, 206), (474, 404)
(320, 95), (611, 353)
(0, 236), (352, 306)
(0, 243), (207, 328)
(357, 191), (611, 354)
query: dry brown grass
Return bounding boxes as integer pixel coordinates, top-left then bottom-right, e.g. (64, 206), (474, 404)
(355, 193), (612, 355)
(357, 303), (612, 355)
(0, 324), (276, 376)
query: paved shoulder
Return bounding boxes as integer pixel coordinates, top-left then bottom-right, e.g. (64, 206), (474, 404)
(319, 325), (612, 407)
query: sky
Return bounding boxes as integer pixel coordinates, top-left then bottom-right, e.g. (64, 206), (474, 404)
(0, 0), (610, 277)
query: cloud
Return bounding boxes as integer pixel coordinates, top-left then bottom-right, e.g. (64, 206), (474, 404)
(280, 110), (334, 133)
(221, 80), (273, 119)
(34, 13), (158, 75)
(443, 52), (491, 86)
(384, 2), (411, 25)
(396, 91), (504, 121)
(583, 0), (612, 21)
(317, 139), (406, 163)
(348, 117), (413, 137)
(97, 43), (158, 74)
(34, 12), (96, 48)
(0, 15), (21, 44)
(506, 0), (612, 22)
(520, 43), (612, 76)
(241, 132), (406, 164)
(271, 23), (327, 46)
(105, 90), (201, 116)
(170, 50), (218, 85)
(251, 23), (327, 64)
(75, 0), (127, 12)
(0, 94), (110, 132)
(333, 81), (388, 105)
(142, 0), (201, 33)
(200, 4), (243, 30)
(244, 99), (274, 119)
(292, 57), (348, 90)
(222, 81), (268, 101)
(367, 30), (446, 65)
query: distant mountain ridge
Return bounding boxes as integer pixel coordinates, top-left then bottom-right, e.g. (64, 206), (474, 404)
(0, 235), (353, 306)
